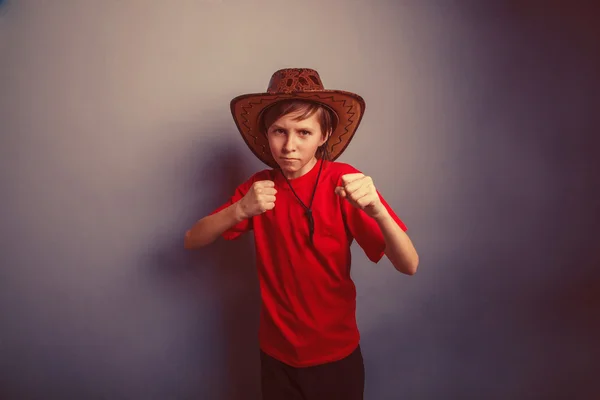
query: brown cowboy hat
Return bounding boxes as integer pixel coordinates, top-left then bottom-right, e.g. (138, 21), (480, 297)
(230, 68), (366, 169)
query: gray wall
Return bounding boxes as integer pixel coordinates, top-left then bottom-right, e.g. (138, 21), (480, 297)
(1, 1), (598, 399)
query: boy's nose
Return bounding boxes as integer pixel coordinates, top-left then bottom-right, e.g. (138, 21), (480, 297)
(283, 136), (296, 152)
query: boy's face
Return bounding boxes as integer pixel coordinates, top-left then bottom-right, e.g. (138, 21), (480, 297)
(266, 110), (329, 179)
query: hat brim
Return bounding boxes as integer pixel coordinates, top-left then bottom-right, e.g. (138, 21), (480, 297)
(230, 90), (366, 169)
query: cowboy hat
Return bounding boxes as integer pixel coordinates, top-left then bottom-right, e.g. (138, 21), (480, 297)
(230, 68), (366, 169)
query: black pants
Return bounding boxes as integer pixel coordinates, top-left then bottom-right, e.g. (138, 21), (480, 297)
(260, 345), (365, 400)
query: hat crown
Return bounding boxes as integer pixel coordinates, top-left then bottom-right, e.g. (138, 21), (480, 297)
(267, 68), (325, 94)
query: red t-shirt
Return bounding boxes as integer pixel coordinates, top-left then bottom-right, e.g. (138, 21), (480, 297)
(210, 159), (407, 367)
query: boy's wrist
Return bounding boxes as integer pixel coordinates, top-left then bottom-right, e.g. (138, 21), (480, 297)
(371, 206), (391, 223)
(234, 201), (248, 222)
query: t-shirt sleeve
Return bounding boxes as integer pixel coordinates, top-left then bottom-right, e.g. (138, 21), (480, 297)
(209, 175), (256, 240)
(338, 168), (408, 263)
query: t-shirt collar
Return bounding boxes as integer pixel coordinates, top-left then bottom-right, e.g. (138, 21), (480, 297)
(273, 158), (324, 190)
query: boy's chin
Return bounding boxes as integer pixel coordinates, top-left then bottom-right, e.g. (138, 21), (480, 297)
(275, 158), (307, 178)
(276, 158), (302, 169)
(277, 164), (299, 173)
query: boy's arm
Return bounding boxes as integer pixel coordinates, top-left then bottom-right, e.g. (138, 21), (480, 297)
(373, 208), (419, 275)
(184, 202), (246, 249)
(184, 179), (276, 249)
(336, 172), (418, 275)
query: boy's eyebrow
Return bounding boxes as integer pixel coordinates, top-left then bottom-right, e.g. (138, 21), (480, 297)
(269, 124), (313, 131)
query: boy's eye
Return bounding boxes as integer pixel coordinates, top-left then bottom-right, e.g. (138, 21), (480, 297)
(300, 130), (311, 135)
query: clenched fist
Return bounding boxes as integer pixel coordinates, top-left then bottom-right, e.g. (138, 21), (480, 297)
(237, 180), (277, 220)
(335, 173), (385, 219)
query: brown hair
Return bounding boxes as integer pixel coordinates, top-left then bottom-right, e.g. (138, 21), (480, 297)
(259, 100), (336, 160)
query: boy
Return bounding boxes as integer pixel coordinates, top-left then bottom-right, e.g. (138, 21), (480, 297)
(184, 68), (418, 400)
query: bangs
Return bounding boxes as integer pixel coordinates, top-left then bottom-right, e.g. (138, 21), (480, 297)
(260, 100), (332, 135)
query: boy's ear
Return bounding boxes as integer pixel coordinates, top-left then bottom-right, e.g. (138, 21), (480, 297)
(321, 128), (332, 145)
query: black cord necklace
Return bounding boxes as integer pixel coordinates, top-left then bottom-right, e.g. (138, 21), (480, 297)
(280, 159), (324, 243)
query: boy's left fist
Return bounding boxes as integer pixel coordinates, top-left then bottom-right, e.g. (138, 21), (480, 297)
(335, 173), (386, 219)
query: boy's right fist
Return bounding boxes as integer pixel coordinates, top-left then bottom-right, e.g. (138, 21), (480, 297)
(237, 180), (277, 220)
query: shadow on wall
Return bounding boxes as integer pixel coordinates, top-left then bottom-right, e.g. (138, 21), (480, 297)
(149, 135), (262, 400)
